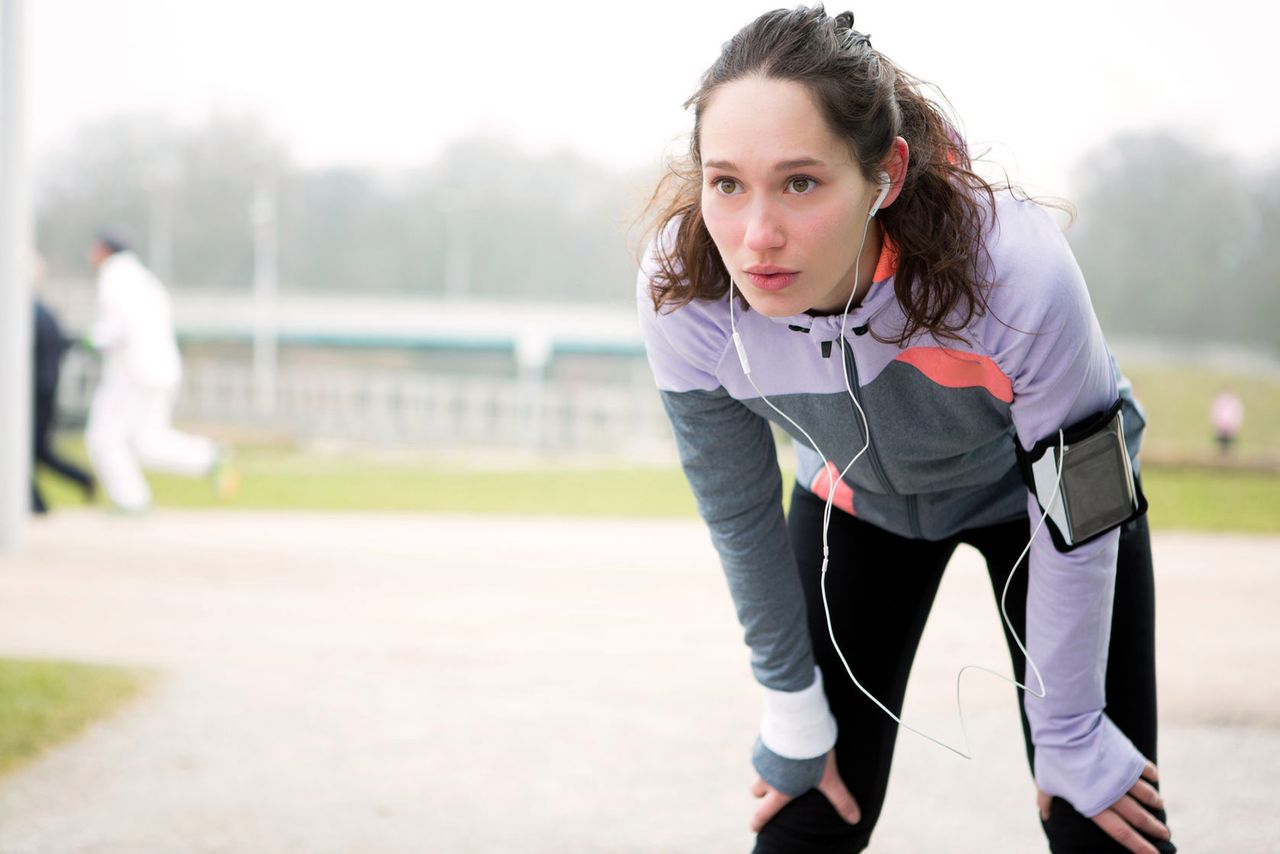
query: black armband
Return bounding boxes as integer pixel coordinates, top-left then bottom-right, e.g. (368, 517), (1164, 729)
(1016, 399), (1148, 552)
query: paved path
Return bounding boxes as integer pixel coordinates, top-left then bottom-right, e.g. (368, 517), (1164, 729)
(0, 511), (1276, 853)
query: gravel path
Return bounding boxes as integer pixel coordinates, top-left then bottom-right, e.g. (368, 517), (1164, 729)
(0, 511), (1276, 853)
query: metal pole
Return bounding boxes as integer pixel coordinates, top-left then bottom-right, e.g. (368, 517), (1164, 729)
(0, 0), (30, 551)
(252, 175), (278, 418)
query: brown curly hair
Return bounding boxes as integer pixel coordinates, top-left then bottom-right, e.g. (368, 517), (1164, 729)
(642, 5), (1014, 345)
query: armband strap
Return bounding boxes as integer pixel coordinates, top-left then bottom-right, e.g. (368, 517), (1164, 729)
(1016, 399), (1148, 552)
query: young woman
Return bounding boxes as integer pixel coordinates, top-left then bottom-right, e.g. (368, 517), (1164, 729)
(637, 7), (1175, 853)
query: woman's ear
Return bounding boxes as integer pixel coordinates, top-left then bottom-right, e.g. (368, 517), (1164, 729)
(877, 136), (911, 211)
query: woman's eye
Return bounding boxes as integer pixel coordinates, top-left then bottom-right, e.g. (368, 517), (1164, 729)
(714, 178), (739, 195)
(788, 177), (816, 194)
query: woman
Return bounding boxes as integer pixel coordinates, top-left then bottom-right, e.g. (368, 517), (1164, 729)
(636, 7), (1174, 853)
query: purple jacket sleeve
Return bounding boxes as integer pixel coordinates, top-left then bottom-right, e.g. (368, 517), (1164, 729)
(984, 199), (1146, 817)
(636, 238), (835, 797)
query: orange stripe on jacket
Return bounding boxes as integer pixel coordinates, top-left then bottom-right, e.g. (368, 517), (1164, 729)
(809, 461), (855, 515)
(894, 347), (1013, 404)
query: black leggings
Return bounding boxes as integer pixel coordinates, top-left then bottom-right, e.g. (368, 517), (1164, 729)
(31, 390), (94, 513)
(753, 486), (1174, 853)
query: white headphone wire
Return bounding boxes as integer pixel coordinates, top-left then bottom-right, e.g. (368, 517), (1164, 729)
(727, 190), (1061, 760)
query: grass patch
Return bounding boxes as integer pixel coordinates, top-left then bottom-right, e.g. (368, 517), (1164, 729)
(0, 658), (147, 775)
(1126, 365), (1280, 460)
(37, 442), (702, 518)
(181, 460), (702, 517)
(37, 438), (1280, 533)
(1142, 467), (1280, 534)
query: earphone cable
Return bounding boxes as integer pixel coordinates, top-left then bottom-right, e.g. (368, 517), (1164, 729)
(726, 188), (1061, 761)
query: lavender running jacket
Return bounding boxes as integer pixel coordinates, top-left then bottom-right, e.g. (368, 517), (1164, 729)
(637, 191), (1149, 818)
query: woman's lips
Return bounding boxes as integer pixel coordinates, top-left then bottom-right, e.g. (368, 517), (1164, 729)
(745, 271), (798, 291)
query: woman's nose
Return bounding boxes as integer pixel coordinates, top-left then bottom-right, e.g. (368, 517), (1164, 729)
(743, 203), (786, 253)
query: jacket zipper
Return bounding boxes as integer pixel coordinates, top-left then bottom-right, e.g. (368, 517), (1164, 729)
(841, 337), (923, 538)
(839, 339), (892, 494)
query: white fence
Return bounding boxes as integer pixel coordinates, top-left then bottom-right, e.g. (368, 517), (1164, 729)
(58, 353), (675, 453)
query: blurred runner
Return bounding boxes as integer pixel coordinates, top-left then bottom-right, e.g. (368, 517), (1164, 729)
(1210, 390), (1244, 456)
(83, 228), (237, 513)
(31, 295), (95, 513)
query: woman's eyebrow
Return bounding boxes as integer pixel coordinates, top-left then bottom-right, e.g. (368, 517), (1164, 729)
(703, 157), (827, 171)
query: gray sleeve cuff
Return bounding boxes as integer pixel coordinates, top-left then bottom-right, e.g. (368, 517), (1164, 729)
(752, 735), (827, 797)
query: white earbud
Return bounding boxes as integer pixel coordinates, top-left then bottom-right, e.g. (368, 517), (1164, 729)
(868, 171), (892, 218)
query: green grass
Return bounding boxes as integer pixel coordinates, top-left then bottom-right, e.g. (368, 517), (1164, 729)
(1126, 365), (1280, 460)
(36, 438), (1280, 533)
(1141, 467), (1280, 534)
(37, 443), (702, 517)
(0, 658), (147, 775)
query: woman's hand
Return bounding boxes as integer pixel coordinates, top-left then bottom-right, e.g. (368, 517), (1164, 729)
(750, 749), (862, 833)
(1037, 760), (1170, 853)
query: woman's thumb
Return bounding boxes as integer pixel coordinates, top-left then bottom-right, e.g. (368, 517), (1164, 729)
(826, 782), (861, 824)
(821, 752), (862, 825)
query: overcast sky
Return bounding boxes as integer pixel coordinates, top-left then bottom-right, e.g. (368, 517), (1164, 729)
(29, 0), (1280, 197)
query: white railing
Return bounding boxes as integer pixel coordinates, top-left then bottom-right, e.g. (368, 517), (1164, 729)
(57, 351), (673, 452)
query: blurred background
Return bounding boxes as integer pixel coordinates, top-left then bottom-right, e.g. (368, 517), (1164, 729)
(2, 1), (1279, 851)
(20, 0), (1280, 477)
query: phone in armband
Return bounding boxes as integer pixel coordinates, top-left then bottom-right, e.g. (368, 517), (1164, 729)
(1017, 400), (1148, 552)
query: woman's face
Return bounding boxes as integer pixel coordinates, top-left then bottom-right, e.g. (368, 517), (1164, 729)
(699, 76), (879, 317)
